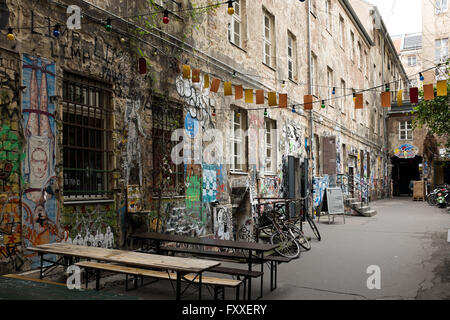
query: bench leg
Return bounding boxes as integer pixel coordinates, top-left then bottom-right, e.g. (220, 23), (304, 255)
(95, 270), (100, 290)
(134, 275), (138, 290)
(125, 274), (128, 291)
(270, 261), (274, 291)
(176, 273), (181, 300)
(199, 273), (202, 300)
(236, 284), (240, 300)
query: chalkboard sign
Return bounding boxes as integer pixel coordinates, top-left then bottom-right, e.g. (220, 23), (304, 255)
(325, 188), (345, 215)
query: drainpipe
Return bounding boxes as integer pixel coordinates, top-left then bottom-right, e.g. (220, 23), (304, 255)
(307, 0), (314, 212)
(381, 23), (389, 199)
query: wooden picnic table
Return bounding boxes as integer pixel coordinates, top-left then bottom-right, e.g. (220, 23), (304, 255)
(27, 242), (221, 300)
(128, 232), (279, 300)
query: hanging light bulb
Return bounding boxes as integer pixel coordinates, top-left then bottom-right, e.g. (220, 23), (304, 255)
(120, 36), (126, 43)
(105, 18), (112, 31)
(281, 80), (286, 88)
(212, 108), (216, 117)
(264, 108), (268, 117)
(292, 106), (296, 113)
(419, 72), (424, 81)
(385, 83), (390, 92)
(163, 10), (170, 24)
(236, 110), (241, 118)
(7, 28), (14, 41)
(228, 1), (235, 15)
(353, 92), (356, 102)
(332, 87), (336, 95)
(53, 24), (61, 37)
(321, 100), (326, 109)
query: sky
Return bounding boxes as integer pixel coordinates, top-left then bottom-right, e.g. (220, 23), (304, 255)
(366, 0), (422, 36)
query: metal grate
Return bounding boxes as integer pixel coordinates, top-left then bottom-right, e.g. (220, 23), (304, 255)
(152, 99), (184, 195)
(62, 72), (113, 198)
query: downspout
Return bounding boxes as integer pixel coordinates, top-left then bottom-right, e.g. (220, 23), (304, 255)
(307, 0), (314, 210)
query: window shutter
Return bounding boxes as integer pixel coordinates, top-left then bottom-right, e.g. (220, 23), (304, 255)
(322, 136), (337, 175)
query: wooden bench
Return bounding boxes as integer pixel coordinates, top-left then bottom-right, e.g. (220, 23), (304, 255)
(75, 261), (242, 300)
(159, 245), (292, 293)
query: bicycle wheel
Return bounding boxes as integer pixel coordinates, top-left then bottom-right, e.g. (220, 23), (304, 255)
(306, 214), (321, 241)
(270, 231), (300, 259)
(289, 224), (311, 251)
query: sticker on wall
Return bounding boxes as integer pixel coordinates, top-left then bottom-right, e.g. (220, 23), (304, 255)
(127, 185), (142, 213)
(185, 113), (199, 138)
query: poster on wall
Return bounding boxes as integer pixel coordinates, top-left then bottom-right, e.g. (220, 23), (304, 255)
(21, 54), (58, 267)
(127, 185), (143, 213)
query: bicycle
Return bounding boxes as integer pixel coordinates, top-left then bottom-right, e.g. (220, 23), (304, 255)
(302, 193), (322, 241)
(258, 202), (301, 259)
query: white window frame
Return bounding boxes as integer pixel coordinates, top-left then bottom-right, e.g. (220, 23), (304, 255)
(339, 15), (345, 48)
(436, 0), (448, 14)
(325, 0), (332, 31)
(288, 32), (296, 81)
(399, 120), (413, 140)
(263, 12), (273, 67)
(264, 119), (277, 175)
(230, 109), (247, 172)
(311, 52), (318, 96)
(340, 79), (346, 114)
(435, 38), (449, 63)
(357, 41), (362, 69)
(350, 31), (355, 62)
(327, 67), (333, 107)
(228, 0), (242, 47)
(407, 55), (417, 66)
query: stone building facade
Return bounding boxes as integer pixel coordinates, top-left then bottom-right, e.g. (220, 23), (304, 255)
(0, 0), (408, 274)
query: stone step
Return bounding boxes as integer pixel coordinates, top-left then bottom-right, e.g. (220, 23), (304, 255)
(361, 209), (377, 217)
(350, 202), (362, 207)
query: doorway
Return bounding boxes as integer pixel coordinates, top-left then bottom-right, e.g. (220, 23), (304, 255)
(391, 156), (422, 196)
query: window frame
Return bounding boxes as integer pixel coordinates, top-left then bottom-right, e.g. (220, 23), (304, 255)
(263, 10), (275, 68)
(287, 31), (297, 81)
(399, 120), (413, 140)
(264, 118), (277, 175)
(435, 38), (449, 63)
(62, 73), (113, 200)
(228, 0), (242, 47)
(436, 0), (448, 14)
(230, 108), (248, 172)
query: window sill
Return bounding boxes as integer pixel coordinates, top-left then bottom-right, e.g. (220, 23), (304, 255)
(262, 62), (276, 72)
(229, 41), (247, 53)
(230, 171), (248, 176)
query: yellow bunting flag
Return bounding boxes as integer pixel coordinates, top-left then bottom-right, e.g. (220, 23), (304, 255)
(204, 74), (210, 88)
(397, 90), (403, 106)
(192, 69), (200, 83)
(304, 95), (313, 110)
(437, 80), (447, 97)
(210, 78), (221, 93)
(268, 92), (277, 106)
(245, 89), (253, 103)
(224, 82), (232, 96)
(279, 94), (288, 108)
(423, 84), (434, 101)
(182, 65), (191, 79)
(381, 91), (391, 108)
(355, 94), (363, 109)
(235, 85), (243, 100)
(256, 90), (265, 104)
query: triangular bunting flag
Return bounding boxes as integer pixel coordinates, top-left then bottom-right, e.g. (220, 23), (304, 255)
(204, 74), (210, 88)
(397, 90), (403, 106)
(210, 78), (221, 93)
(268, 92), (277, 106)
(182, 65), (191, 79)
(279, 94), (288, 108)
(381, 92), (391, 108)
(224, 82), (232, 96)
(235, 85), (243, 100)
(304, 95), (313, 110)
(245, 89), (253, 103)
(256, 90), (265, 104)
(437, 80), (447, 97)
(409, 87), (418, 104)
(423, 84), (434, 101)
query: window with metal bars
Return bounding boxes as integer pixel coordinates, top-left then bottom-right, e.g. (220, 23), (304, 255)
(152, 100), (184, 195)
(62, 73), (113, 199)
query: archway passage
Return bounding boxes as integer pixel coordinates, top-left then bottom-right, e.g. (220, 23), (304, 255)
(391, 155), (422, 196)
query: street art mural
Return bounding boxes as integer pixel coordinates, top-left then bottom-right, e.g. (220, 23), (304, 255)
(21, 55), (58, 266)
(394, 144), (419, 159)
(202, 163), (217, 203)
(336, 136), (342, 174)
(259, 176), (281, 198)
(283, 120), (305, 158)
(61, 203), (117, 248)
(124, 98), (146, 186)
(214, 206), (232, 240)
(312, 176), (329, 209)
